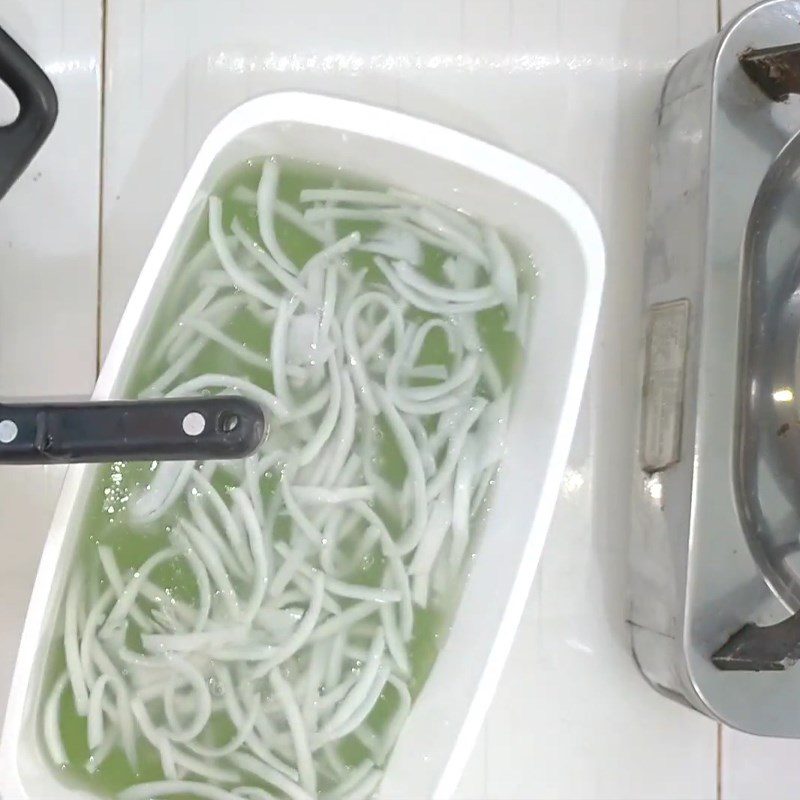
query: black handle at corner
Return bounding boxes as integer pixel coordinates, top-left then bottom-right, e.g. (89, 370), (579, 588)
(0, 396), (267, 464)
(0, 24), (58, 201)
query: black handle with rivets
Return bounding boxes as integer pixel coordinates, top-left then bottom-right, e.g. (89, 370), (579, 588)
(0, 397), (266, 464)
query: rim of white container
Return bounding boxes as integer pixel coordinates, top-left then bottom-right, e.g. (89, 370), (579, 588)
(0, 92), (604, 799)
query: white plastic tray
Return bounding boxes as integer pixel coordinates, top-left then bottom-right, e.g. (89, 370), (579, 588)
(0, 92), (604, 800)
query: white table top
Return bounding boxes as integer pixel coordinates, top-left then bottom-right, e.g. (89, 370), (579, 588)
(0, 0), (793, 797)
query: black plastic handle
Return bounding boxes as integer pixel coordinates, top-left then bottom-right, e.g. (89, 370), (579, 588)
(0, 31), (268, 467)
(0, 397), (266, 464)
(0, 24), (58, 201)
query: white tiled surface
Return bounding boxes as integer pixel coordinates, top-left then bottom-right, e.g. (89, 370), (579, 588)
(0, 0), (100, 755)
(6, 0), (800, 798)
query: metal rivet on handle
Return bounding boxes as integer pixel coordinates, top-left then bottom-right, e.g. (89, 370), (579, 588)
(182, 412), (206, 437)
(0, 419), (18, 443)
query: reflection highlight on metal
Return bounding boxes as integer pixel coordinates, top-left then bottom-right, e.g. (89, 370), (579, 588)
(561, 467), (585, 497)
(643, 474), (662, 504)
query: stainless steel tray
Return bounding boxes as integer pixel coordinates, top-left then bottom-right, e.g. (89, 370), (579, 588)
(629, 0), (800, 735)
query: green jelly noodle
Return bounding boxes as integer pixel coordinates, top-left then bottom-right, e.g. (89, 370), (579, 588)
(37, 157), (535, 800)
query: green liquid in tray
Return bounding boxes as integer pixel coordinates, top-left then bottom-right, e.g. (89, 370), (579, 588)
(37, 158), (533, 799)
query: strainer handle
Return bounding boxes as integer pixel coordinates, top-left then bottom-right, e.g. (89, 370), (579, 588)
(0, 397), (266, 464)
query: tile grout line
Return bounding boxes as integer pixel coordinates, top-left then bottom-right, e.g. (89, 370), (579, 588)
(95, 0), (110, 379)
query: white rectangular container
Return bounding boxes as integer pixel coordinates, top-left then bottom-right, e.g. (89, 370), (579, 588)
(0, 92), (604, 800)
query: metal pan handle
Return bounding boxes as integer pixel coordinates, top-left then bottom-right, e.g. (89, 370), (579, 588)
(0, 24), (58, 200)
(0, 397), (267, 464)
